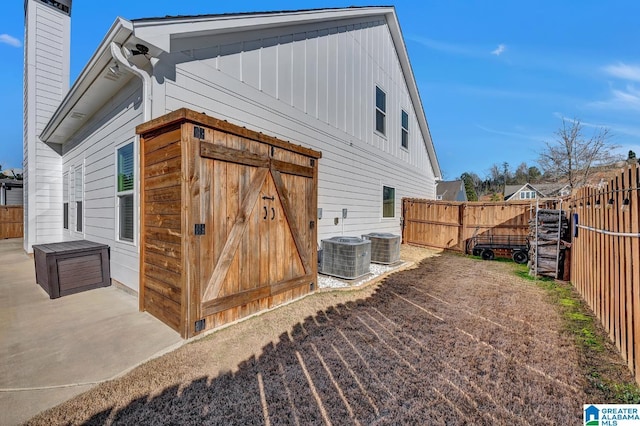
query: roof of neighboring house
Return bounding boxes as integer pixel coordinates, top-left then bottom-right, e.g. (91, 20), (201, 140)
(0, 178), (23, 188)
(504, 183), (540, 201)
(532, 182), (570, 196)
(39, 6), (441, 179)
(436, 180), (464, 201)
(504, 182), (571, 201)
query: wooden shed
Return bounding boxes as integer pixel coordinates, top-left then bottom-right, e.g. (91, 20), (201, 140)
(136, 109), (322, 338)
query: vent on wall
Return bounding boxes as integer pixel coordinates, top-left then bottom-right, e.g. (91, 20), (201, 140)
(319, 236), (371, 279)
(362, 233), (401, 264)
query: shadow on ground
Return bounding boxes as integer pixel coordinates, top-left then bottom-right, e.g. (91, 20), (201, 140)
(32, 255), (586, 425)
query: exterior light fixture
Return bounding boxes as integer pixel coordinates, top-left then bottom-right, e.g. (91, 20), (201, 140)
(607, 198), (615, 209)
(108, 63), (120, 75)
(586, 201), (591, 209)
(594, 199), (602, 209)
(622, 198), (631, 212)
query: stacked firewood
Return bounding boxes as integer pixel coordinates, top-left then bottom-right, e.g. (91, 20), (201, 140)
(529, 209), (569, 278)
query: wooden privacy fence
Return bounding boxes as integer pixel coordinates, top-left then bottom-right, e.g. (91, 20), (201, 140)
(570, 164), (640, 382)
(0, 206), (23, 239)
(402, 199), (535, 252)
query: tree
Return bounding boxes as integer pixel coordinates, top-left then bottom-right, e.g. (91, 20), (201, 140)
(502, 162), (511, 186)
(537, 118), (618, 190)
(460, 172), (478, 201)
(513, 162), (529, 185)
(528, 166), (542, 183)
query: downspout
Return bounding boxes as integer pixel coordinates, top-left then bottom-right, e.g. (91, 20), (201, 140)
(109, 42), (157, 122)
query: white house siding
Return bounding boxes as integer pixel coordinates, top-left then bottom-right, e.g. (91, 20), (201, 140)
(161, 17), (435, 241)
(23, 1), (71, 251)
(61, 78), (143, 292)
(5, 187), (24, 206)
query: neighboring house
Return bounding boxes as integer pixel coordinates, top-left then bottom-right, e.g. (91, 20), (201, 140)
(532, 182), (571, 198)
(436, 180), (467, 201)
(504, 182), (571, 201)
(504, 184), (543, 201)
(24, 3), (441, 297)
(0, 179), (23, 206)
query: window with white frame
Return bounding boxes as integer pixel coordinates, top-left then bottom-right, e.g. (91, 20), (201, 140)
(117, 143), (134, 242)
(375, 86), (386, 135)
(75, 165), (83, 232)
(63, 171), (68, 229)
(383, 185), (395, 218)
(519, 190), (536, 199)
(401, 110), (409, 149)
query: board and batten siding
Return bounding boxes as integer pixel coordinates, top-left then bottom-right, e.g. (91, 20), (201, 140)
(61, 78), (143, 291)
(23, 0), (72, 251)
(160, 17), (435, 240)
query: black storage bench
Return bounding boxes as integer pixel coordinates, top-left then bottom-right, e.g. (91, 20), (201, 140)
(33, 240), (111, 299)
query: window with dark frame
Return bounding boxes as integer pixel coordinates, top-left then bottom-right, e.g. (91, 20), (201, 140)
(383, 185), (395, 218)
(401, 110), (409, 149)
(63, 171), (68, 229)
(75, 165), (82, 232)
(117, 143), (134, 242)
(376, 86), (386, 135)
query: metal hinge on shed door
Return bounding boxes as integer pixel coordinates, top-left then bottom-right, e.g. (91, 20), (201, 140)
(194, 224), (206, 235)
(195, 319), (206, 332)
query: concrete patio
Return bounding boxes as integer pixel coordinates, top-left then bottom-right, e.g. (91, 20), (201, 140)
(0, 239), (183, 425)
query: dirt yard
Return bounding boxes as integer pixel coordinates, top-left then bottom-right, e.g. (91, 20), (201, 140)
(27, 249), (621, 425)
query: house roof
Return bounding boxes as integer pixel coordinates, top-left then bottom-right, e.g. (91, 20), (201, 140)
(532, 182), (570, 196)
(436, 180), (464, 201)
(39, 6), (441, 179)
(504, 183), (539, 201)
(504, 182), (570, 201)
(132, 6), (392, 23)
(0, 178), (23, 188)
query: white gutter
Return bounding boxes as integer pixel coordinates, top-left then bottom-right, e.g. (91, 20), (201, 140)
(109, 42), (154, 122)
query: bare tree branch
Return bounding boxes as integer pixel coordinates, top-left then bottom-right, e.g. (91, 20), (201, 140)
(537, 118), (619, 190)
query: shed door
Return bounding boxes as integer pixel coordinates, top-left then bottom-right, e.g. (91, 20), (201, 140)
(197, 141), (316, 322)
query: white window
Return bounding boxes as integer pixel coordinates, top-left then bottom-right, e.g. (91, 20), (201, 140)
(63, 171), (68, 229)
(75, 165), (83, 232)
(401, 110), (409, 149)
(117, 143), (134, 242)
(376, 86), (386, 135)
(383, 185), (395, 218)
(519, 191), (536, 199)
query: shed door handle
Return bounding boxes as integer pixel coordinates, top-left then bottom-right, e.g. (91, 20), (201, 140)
(271, 207), (275, 220)
(263, 206), (268, 220)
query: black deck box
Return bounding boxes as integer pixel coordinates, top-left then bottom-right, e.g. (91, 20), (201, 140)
(33, 240), (110, 299)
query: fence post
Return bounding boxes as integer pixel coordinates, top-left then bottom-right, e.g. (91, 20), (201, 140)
(459, 203), (467, 252)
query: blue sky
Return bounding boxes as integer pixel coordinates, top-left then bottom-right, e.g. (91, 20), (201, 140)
(2, 1), (640, 180)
